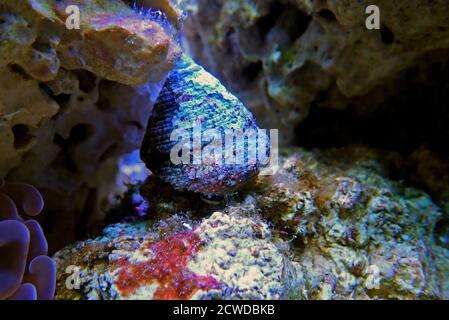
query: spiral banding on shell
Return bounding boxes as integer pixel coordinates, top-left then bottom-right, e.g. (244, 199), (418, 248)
(141, 54), (270, 195)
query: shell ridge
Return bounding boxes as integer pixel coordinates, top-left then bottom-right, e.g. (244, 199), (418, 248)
(140, 53), (270, 195)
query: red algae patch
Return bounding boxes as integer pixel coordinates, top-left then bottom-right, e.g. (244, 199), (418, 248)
(113, 230), (221, 299)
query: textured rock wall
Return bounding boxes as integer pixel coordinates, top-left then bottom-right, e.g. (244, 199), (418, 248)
(54, 211), (301, 300)
(183, 0), (449, 142)
(0, 0), (181, 251)
(53, 146), (449, 299)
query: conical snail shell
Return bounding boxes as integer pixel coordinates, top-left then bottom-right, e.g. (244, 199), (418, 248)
(140, 54), (270, 195)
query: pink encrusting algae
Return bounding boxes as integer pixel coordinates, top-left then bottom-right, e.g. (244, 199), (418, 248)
(113, 230), (221, 299)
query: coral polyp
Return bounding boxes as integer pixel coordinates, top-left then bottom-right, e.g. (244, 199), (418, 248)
(0, 179), (55, 300)
(0, 220), (30, 299)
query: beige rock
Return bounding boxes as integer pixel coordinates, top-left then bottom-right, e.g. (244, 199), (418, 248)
(183, 0), (449, 141)
(0, 0), (182, 251)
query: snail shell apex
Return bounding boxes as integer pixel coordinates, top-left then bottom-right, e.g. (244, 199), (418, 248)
(140, 54), (269, 195)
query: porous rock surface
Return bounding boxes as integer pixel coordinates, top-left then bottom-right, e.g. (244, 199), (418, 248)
(0, 0), (181, 250)
(248, 147), (449, 299)
(54, 147), (449, 299)
(53, 211), (299, 300)
(183, 0), (449, 141)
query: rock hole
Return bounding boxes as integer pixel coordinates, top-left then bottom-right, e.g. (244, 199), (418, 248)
(255, 3), (310, 43)
(38, 82), (54, 97)
(69, 123), (94, 145)
(8, 64), (31, 79)
(435, 217), (449, 249)
(52, 94), (71, 108)
(75, 70), (97, 93)
(12, 124), (34, 150)
(242, 61), (263, 83)
(255, 2), (284, 39)
(381, 25), (395, 45)
(51, 124), (94, 173)
(96, 80), (116, 112)
(52, 134), (78, 173)
(283, 5), (311, 43)
(96, 96), (112, 112)
(317, 9), (337, 22)
(31, 37), (50, 52)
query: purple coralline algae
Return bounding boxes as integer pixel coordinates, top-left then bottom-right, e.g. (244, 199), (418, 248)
(0, 179), (55, 300)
